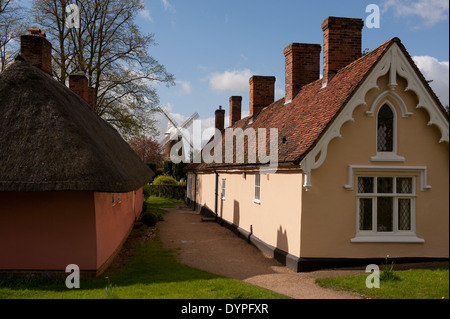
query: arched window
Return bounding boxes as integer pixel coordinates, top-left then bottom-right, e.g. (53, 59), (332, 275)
(377, 105), (394, 152)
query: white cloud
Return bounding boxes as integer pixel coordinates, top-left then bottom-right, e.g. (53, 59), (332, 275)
(382, 0), (449, 26)
(413, 55), (449, 106)
(162, 0), (175, 12)
(175, 80), (192, 95)
(139, 8), (154, 22)
(208, 69), (254, 92)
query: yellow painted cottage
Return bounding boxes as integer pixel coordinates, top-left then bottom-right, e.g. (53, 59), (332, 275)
(185, 17), (449, 271)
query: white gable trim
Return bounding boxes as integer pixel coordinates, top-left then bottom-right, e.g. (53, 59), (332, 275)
(301, 42), (449, 191)
(366, 90), (413, 118)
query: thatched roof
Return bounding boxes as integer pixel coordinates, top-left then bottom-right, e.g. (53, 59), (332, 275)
(0, 57), (154, 192)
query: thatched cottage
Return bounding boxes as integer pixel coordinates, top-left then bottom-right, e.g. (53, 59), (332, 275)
(0, 29), (154, 275)
(186, 17), (449, 272)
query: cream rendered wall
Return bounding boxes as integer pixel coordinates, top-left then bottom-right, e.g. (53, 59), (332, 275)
(195, 173), (216, 214)
(190, 170), (303, 258)
(300, 74), (449, 259)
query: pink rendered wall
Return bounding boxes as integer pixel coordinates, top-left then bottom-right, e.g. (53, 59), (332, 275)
(94, 188), (143, 270)
(0, 191), (97, 271)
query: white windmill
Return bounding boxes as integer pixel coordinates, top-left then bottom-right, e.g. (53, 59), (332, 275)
(159, 107), (199, 160)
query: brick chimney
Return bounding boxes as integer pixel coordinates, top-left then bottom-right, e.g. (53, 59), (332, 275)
(249, 76), (275, 117)
(20, 28), (52, 76)
(69, 72), (96, 109)
(284, 43), (321, 103)
(229, 96), (242, 127)
(88, 87), (97, 110)
(215, 106), (225, 131)
(322, 17), (364, 85)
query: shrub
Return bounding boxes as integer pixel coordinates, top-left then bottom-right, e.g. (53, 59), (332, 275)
(147, 185), (186, 200)
(141, 212), (158, 227)
(142, 200), (149, 213)
(143, 184), (151, 200)
(163, 161), (173, 176)
(153, 175), (178, 185)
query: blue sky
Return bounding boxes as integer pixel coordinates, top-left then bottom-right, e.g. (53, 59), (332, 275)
(138, 0), (449, 140)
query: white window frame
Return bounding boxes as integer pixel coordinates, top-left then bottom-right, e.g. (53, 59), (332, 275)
(371, 102), (405, 162)
(221, 179), (226, 200)
(351, 176), (424, 243)
(254, 173), (261, 204)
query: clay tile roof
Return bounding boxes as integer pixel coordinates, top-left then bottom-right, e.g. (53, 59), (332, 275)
(0, 58), (154, 192)
(188, 38), (398, 171)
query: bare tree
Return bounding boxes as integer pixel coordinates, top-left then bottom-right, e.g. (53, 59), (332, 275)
(0, 0), (26, 71)
(32, 0), (175, 139)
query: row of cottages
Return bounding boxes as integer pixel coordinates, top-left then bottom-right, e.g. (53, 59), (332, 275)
(186, 17), (449, 272)
(0, 29), (154, 275)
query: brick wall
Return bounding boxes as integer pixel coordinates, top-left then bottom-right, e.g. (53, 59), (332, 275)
(249, 76), (276, 117)
(229, 96), (242, 127)
(322, 17), (364, 84)
(215, 106), (225, 131)
(20, 29), (52, 76)
(284, 43), (321, 103)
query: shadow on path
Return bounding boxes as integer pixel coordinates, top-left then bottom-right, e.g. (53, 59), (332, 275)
(158, 206), (363, 299)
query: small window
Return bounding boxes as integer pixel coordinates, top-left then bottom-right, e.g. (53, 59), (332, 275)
(254, 173), (261, 203)
(377, 105), (394, 152)
(112, 193), (115, 205)
(221, 179), (226, 200)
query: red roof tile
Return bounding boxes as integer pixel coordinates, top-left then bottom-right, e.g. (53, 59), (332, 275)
(188, 38), (401, 171)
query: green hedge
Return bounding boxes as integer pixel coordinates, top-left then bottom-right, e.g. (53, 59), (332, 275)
(147, 185), (186, 200)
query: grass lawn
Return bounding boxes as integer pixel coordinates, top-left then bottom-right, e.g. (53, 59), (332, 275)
(0, 197), (289, 300)
(143, 196), (184, 221)
(316, 267), (449, 299)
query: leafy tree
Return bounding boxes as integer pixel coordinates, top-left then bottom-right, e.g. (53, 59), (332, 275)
(163, 160), (187, 182)
(129, 135), (164, 168)
(32, 0), (175, 138)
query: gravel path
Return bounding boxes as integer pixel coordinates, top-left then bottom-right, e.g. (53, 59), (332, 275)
(158, 206), (364, 299)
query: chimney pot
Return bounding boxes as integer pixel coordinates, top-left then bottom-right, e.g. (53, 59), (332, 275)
(69, 72), (95, 109)
(284, 43), (321, 103)
(20, 28), (52, 76)
(215, 106), (225, 131)
(249, 76), (276, 117)
(229, 96), (242, 127)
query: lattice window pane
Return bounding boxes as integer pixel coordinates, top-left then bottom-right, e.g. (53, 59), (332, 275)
(358, 177), (374, 194)
(377, 105), (394, 152)
(377, 197), (393, 232)
(359, 198), (373, 231)
(398, 199), (411, 231)
(377, 177), (393, 194)
(397, 178), (413, 194)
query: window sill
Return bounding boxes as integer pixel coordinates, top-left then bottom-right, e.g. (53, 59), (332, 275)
(371, 153), (405, 162)
(351, 236), (425, 243)
(254, 199), (261, 205)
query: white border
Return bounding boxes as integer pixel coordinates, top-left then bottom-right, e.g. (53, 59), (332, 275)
(344, 165), (432, 192)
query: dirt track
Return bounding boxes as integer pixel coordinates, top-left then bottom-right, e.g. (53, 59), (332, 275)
(158, 206), (365, 299)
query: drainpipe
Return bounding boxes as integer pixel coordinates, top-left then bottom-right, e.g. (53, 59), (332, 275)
(214, 171), (219, 221)
(193, 172), (197, 211)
